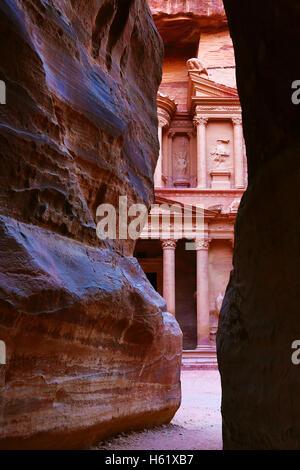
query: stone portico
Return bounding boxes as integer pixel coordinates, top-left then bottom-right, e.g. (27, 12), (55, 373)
(136, 196), (238, 368)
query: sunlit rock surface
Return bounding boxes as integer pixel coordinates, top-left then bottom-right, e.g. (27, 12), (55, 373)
(148, 0), (227, 47)
(217, 0), (300, 450)
(0, 0), (182, 449)
(148, 0), (226, 22)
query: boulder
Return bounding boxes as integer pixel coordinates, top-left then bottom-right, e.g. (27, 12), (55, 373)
(0, 0), (182, 449)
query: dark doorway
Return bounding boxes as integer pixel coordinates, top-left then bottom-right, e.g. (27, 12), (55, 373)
(146, 272), (158, 291)
(175, 239), (197, 350)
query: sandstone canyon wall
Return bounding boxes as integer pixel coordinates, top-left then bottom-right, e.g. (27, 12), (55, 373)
(217, 0), (300, 449)
(0, 0), (182, 449)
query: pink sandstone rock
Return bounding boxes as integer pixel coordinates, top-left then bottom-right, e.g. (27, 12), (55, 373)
(148, 0), (227, 48)
(0, 0), (182, 449)
(148, 0), (226, 22)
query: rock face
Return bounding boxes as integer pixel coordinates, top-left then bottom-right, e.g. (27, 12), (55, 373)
(217, 0), (300, 450)
(0, 0), (182, 449)
(148, 0), (227, 48)
(148, 0), (226, 21)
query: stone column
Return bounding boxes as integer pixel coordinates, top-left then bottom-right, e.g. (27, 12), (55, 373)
(162, 239), (177, 316)
(195, 238), (210, 346)
(193, 116), (208, 189)
(232, 117), (244, 189)
(154, 113), (169, 188)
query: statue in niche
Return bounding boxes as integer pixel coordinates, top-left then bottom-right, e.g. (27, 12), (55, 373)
(210, 139), (230, 168)
(172, 138), (190, 187)
(174, 150), (188, 176)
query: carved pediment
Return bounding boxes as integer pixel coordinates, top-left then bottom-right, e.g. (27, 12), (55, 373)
(187, 71), (240, 112)
(189, 73), (239, 97)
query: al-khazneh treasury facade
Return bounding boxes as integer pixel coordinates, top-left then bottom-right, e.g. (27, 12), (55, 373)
(135, 0), (247, 367)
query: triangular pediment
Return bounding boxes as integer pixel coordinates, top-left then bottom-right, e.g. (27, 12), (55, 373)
(189, 72), (239, 98)
(154, 195), (219, 218)
(139, 194), (221, 240)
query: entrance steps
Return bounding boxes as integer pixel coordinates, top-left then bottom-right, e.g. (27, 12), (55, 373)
(182, 345), (218, 370)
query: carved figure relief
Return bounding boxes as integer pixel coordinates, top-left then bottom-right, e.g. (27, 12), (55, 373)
(171, 135), (191, 187)
(172, 136), (190, 176)
(186, 58), (208, 77)
(174, 150), (188, 176)
(210, 139), (230, 168)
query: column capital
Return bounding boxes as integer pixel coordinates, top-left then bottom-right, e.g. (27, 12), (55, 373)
(168, 130), (176, 139)
(193, 116), (208, 127)
(232, 116), (242, 126)
(195, 238), (210, 251)
(161, 239), (177, 250)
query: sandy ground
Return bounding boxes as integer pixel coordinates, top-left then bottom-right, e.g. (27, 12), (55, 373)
(92, 370), (222, 451)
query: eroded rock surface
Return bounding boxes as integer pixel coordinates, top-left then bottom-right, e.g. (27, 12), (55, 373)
(217, 0), (300, 450)
(148, 0), (226, 22)
(0, 0), (182, 449)
(148, 0), (227, 47)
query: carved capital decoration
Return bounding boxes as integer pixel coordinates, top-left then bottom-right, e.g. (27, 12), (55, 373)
(157, 108), (170, 128)
(161, 239), (177, 250)
(157, 91), (177, 128)
(194, 238), (210, 251)
(232, 116), (243, 126)
(193, 116), (208, 127)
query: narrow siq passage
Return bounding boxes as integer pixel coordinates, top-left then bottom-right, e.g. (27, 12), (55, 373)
(2, 0), (298, 451)
(92, 371), (222, 451)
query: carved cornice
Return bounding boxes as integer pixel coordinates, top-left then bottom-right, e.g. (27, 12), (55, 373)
(161, 239), (177, 250)
(196, 105), (241, 113)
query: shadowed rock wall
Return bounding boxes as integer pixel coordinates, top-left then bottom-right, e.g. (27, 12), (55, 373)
(217, 0), (300, 450)
(0, 0), (182, 449)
